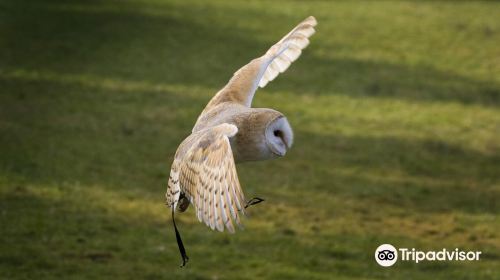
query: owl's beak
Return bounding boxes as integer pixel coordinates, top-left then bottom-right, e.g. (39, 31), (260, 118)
(280, 134), (291, 150)
(268, 141), (286, 157)
(274, 148), (286, 157)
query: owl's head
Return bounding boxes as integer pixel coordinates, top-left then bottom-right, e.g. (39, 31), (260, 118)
(229, 109), (294, 162)
(265, 116), (293, 157)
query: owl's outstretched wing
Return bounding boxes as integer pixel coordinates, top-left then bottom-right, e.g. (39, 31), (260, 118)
(206, 16), (317, 109)
(165, 123), (246, 233)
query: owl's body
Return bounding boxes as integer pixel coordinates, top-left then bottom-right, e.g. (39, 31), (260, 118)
(165, 16), (317, 266)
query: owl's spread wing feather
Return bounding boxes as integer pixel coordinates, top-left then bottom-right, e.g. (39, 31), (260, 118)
(258, 16), (317, 88)
(205, 16), (317, 109)
(165, 123), (245, 233)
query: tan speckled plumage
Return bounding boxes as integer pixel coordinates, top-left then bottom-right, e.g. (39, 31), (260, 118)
(166, 16), (317, 234)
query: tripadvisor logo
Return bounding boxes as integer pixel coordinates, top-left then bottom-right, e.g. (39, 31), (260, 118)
(375, 244), (398, 267)
(375, 244), (482, 267)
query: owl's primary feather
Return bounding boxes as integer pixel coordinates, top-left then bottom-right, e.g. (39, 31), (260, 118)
(166, 16), (317, 266)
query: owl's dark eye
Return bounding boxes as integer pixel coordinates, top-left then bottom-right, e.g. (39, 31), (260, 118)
(274, 130), (282, 137)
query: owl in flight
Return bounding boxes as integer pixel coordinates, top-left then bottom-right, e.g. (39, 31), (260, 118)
(165, 16), (317, 266)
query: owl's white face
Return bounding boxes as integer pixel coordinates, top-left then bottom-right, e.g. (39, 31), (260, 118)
(265, 116), (293, 157)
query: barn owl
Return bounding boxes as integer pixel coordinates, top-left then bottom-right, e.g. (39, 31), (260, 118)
(165, 16), (317, 266)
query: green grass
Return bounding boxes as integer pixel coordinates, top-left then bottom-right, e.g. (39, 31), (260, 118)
(1, 0), (499, 279)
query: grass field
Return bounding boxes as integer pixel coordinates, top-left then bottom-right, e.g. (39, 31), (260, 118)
(1, 0), (499, 279)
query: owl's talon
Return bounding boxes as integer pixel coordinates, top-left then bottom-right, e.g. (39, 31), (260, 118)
(245, 197), (265, 208)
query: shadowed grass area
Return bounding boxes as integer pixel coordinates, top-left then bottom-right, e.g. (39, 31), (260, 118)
(1, 0), (499, 279)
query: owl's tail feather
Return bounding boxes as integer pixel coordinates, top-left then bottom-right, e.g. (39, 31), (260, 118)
(172, 207), (189, 267)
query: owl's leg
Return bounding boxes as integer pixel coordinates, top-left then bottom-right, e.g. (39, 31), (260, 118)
(245, 197), (265, 208)
(176, 193), (190, 212)
(172, 207), (189, 267)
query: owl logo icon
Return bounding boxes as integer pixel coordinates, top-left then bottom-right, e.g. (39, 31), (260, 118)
(375, 244), (398, 267)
